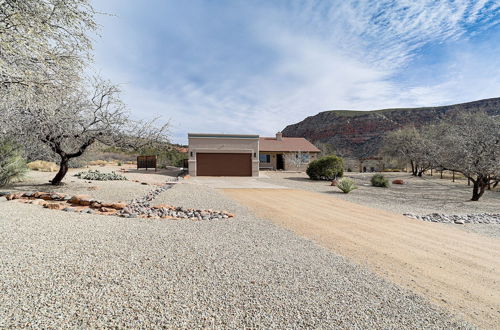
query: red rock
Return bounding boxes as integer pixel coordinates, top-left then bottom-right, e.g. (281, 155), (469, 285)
(40, 194), (53, 200)
(69, 195), (92, 205)
(90, 202), (102, 208)
(392, 179), (404, 185)
(100, 207), (116, 213)
(5, 193), (22, 200)
(33, 192), (47, 198)
(110, 202), (127, 210)
(44, 203), (66, 210)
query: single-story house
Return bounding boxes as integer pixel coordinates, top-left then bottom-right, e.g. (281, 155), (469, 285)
(259, 132), (320, 171)
(188, 132), (320, 176)
(188, 133), (260, 176)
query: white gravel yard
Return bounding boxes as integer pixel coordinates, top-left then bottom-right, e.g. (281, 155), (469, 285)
(2, 165), (174, 203)
(0, 184), (472, 328)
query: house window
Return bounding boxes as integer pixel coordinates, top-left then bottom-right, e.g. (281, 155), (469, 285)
(259, 154), (271, 163)
(300, 153), (310, 163)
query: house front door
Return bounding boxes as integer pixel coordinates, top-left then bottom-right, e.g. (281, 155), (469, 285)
(277, 154), (284, 170)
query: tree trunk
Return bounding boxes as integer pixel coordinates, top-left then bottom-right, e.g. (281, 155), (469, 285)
(51, 157), (69, 185)
(471, 178), (487, 201)
(411, 161), (418, 176)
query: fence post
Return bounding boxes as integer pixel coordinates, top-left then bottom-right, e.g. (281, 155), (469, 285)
(452, 170), (455, 182)
(440, 170), (443, 179)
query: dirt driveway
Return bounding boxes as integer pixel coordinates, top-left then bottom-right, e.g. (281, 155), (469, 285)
(223, 188), (500, 329)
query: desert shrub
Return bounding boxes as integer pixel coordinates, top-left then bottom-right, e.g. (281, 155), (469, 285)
(27, 160), (58, 172)
(0, 141), (28, 186)
(75, 170), (127, 181)
(371, 174), (390, 187)
(306, 155), (344, 180)
(336, 178), (357, 193)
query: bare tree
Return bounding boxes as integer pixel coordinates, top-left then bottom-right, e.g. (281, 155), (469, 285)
(2, 77), (169, 185)
(0, 0), (97, 87)
(382, 127), (436, 176)
(432, 112), (500, 201)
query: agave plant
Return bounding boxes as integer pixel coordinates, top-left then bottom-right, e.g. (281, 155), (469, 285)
(336, 178), (357, 194)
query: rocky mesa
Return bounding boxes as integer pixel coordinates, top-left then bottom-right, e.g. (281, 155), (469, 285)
(282, 97), (500, 159)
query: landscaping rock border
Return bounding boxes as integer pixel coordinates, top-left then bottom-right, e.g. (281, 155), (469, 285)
(403, 213), (500, 225)
(1, 181), (235, 221)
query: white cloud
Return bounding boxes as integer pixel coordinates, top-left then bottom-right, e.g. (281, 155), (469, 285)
(92, 0), (500, 144)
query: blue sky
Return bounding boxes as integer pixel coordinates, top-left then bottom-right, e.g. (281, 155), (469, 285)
(91, 0), (500, 144)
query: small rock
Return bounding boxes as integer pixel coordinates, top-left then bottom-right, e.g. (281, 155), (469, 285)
(5, 193), (22, 201)
(100, 207), (116, 213)
(44, 203), (66, 210)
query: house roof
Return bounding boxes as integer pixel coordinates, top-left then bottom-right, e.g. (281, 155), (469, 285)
(188, 133), (259, 139)
(259, 137), (321, 152)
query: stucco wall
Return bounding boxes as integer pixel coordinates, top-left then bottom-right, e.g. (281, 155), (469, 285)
(188, 134), (259, 176)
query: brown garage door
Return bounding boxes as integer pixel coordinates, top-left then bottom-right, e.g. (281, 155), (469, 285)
(196, 153), (252, 176)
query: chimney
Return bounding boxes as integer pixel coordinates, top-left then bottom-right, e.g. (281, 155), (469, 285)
(276, 132), (283, 141)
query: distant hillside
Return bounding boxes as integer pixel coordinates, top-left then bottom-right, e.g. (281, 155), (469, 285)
(282, 97), (500, 159)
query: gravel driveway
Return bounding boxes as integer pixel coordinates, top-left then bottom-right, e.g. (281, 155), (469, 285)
(261, 172), (500, 238)
(0, 183), (471, 328)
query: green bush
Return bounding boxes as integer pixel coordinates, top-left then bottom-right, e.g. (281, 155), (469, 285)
(0, 141), (28, 186)
(336, 178), (357, 193)
(306, 155), (344, 180)
(371, 174), (389, 187)
(75, 170), (127, 181)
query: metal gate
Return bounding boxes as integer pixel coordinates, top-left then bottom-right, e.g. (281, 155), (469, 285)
(137, 155), (157, 171)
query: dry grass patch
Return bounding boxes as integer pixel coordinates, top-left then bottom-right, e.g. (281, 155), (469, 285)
(87, 159), (114, 166)
(27, 160), (58, 172)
